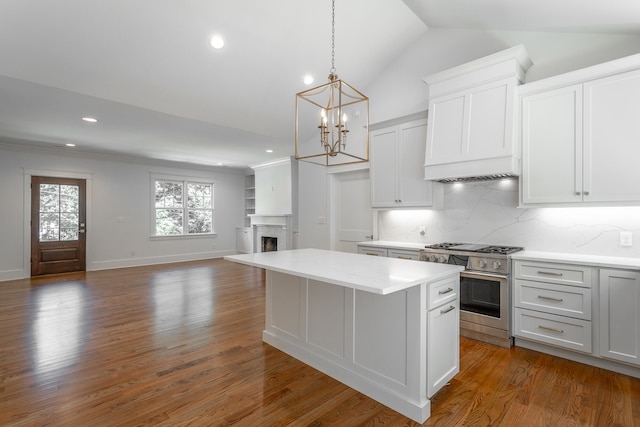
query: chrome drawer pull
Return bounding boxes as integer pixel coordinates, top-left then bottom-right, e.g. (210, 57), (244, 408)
(537, 270), (563, 277)
(537, 295), (563, 302)
(438, 288), (454, 295)
(397, 256), (411, 260)
(538, 325), (564, 334)
(365, 252), (379, 256)
(440, 305), (455, 314)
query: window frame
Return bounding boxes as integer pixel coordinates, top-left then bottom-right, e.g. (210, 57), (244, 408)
(150, 174), (215, 238)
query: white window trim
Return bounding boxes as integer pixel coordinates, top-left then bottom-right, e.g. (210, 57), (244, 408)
(150, 173), (215, 238)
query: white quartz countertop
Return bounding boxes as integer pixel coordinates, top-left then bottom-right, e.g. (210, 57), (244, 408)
(511, 251), (640, 270)
(356, 240), (428, 251)
(225, 248), (463, 295)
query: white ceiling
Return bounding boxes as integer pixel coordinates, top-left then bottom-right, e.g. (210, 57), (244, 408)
(1, 0), (639, 169)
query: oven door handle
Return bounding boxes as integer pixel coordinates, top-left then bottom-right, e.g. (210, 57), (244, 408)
(460, 270), (508, 280)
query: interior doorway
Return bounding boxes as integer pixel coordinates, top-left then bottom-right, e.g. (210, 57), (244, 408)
(30, 176), (87, 276)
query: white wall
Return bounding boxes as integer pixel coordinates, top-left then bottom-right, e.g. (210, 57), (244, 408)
(377, 179), (640, 258)
(366, 29), (640, 124)
(0, 144), (245, 281)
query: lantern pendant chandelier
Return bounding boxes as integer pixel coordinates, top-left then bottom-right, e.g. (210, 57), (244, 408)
(295, 0), (369, 166)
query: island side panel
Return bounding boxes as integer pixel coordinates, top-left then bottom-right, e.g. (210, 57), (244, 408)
(307, 279), (347, 360)
(266, 271), (306, 341)
(262, 270), (431, 423)
(352, 285), (426, 401)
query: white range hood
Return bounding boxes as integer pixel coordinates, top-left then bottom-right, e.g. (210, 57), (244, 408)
(423, 45), (533, 182)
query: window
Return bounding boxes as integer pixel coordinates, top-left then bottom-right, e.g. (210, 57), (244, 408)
(153, 179), (214, 236)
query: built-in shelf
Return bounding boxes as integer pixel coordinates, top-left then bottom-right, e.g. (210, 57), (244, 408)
(244, 174), (255, 227)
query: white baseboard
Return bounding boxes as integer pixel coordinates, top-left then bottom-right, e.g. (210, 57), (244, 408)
(0, 269), (27, 282)
(89, 250), (236, 271)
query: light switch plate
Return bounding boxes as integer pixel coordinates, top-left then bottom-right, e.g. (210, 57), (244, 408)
(620, 231), (633, 247)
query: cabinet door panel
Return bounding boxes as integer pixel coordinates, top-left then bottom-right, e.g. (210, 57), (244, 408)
(468, 83), (509, 158)
(370, 128), (398, 207)
(426, 95), (465, 163)
(599, 269), (640, 365)
(398, 121), (430, 206)
(584, 69), (640, 202)
(428, 300), (459, 397)
(521, 85), (583, 204)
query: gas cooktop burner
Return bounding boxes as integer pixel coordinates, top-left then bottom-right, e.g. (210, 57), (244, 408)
(424, 243), (523, 255)
(476, 246), (524, 255)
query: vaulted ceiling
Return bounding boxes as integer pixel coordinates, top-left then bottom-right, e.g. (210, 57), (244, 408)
(1, 0), (639, 168)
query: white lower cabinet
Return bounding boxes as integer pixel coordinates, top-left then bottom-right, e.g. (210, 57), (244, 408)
(515, 308), (592, 353)
(514, 260), (593, 353)
(357, 246), (387, 257)
(357, 244), (420, 260)
(388, 249), (420, 260)
(428, 298), (459, 397)
(236, 227), (253, 254)
(599, 269), (640, 366)
(514, 258), (640, 377)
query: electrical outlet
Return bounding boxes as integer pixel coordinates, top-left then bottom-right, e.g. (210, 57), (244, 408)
(620, 232), (633, 247)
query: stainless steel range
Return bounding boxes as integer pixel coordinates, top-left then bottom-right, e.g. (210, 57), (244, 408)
(418, 243), (523, 348)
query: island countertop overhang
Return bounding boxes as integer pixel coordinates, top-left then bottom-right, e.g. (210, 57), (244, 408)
(224, 248), (464, 295)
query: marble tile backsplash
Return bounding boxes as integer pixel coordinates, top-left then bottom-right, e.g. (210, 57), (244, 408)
(378, 179), (640, 258)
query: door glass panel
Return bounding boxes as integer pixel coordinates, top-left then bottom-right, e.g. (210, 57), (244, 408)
(40, 184), (60, 212)
(39, 184), (80, 242)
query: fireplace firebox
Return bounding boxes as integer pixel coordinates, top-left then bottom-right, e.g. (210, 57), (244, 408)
(261, 236), (278, 252)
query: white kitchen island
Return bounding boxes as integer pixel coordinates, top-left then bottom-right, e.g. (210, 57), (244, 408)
(224, 248), (464, 423)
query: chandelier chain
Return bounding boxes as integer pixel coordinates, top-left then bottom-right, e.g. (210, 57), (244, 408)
(330, 0), (336, 74)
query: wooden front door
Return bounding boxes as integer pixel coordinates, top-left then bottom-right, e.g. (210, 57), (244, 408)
(31, 176), (86, 276)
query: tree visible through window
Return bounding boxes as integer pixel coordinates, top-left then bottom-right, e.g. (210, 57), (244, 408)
(154, 180), (213, 236)
(39, 184), (80, 241)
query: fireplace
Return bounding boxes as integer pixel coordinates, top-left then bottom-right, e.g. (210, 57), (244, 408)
(261, 236), (278, 252)
(253, 223), (288, 253)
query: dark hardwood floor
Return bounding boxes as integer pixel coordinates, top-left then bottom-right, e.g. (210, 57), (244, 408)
(1, 259), (639, 426)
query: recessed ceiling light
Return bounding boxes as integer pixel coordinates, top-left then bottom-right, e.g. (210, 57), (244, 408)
(266, 149), (273, 153)
(65, 143), (76, 147)
(210, 35), (224, 49)
(82, 117), (98, 123)
(303, 75), (314, 85)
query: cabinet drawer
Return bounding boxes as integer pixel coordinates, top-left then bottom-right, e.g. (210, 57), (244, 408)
(515, 279), (591, 320)
(514, 260), (592, 287)
(357, 247), (387, 257)
(515, 308), (592, 353)
(388, 249), (419, 261)
(428, 276), (458, 310)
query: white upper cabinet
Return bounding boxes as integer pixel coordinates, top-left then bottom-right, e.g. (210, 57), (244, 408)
(370, 118), (442, 208)
(584, 69), (640, 203)
(520, 54), (640, 206)
(521, 84), (583, 204)
(423, 45), (532, 181)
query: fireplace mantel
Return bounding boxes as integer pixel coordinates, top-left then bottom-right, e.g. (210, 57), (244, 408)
(248, 214), (291, 227)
